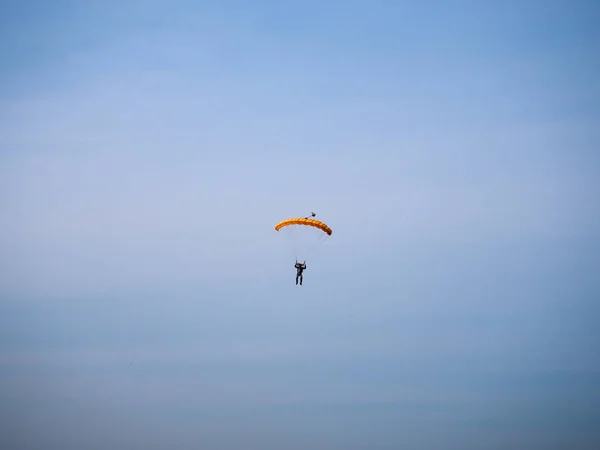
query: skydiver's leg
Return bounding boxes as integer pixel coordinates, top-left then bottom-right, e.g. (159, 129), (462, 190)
(296, 275), (299, 285)
(300, 274), (303, 285)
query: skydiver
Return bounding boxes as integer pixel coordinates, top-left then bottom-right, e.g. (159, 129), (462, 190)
(295, 260), (306, 285)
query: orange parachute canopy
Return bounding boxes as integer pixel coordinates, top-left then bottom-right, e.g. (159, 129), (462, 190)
(274, 217), (332, 236)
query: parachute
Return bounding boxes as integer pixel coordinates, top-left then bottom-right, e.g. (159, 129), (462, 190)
(274, 213), (332, 262)
(274, 217), (332, 236)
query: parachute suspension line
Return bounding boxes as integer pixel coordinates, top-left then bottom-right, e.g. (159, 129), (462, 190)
(284, 225), (299, 261)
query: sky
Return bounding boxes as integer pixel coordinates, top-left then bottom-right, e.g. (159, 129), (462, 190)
(1, 1), (599, 449)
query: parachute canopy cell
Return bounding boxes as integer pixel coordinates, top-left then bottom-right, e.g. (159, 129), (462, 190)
(274, 218), (333, 236)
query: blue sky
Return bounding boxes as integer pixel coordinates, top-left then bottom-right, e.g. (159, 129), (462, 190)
(1, 1), (599, 449)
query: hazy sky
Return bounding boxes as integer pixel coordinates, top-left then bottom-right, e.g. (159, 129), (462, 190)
(1, 1), (599, 449)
